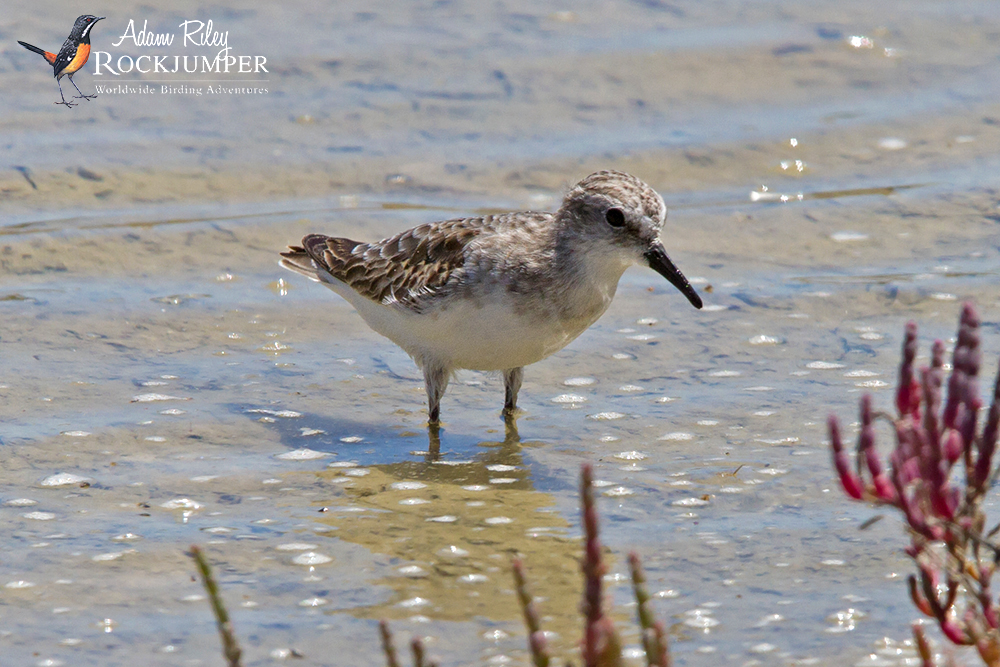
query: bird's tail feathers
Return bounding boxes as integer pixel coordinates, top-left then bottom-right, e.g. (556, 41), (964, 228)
(279, 248), (322, 282)
(18, 40), (56, 64)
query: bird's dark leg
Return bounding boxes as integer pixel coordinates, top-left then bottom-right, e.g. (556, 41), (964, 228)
(69, 75), (96, 100)
(423, 364), (449, 425)
(55, 78), (76, 107)
(502, 367), (523, 417)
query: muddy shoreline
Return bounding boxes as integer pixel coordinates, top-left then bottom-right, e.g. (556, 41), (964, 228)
(4, 1), (1000, 665)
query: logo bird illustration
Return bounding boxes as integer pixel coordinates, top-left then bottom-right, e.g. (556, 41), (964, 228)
(18, 15), (105, 107)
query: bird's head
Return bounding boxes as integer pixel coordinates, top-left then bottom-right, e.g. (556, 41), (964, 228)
(72, 15), (105, 41)
(558, 170), (702, 309)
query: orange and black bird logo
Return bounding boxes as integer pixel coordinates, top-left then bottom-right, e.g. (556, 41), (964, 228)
(18, 15), (105, 108)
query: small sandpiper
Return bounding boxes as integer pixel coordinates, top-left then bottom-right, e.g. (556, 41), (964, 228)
(280, 170), (703, 423)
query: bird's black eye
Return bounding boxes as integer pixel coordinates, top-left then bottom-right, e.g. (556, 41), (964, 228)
(605, 208), (626, 228)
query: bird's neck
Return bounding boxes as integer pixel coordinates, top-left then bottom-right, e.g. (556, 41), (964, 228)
(551, 233), (630, 323)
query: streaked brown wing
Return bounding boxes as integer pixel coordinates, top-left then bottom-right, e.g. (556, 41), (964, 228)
(283, 217), (488, 311)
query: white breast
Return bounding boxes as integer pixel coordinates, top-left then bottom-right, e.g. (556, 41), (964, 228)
(317, 272), (617, 371)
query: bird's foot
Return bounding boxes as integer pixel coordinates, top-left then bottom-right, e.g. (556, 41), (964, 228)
(73, 93), (97, 100)
(502, 396), (522, 416)
(55, 99), (77, 108)
(501, 406), (522, 423)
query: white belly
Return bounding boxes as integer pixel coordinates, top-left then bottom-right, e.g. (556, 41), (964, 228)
(320, 276), (612, 371)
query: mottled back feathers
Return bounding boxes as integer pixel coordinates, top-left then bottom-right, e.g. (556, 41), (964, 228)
(282, 216), (507, 311)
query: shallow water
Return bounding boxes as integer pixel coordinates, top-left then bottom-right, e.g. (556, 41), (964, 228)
(4, 1), (1000, 665)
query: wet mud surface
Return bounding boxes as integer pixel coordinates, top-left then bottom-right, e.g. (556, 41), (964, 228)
(3, 1), (1000, 665)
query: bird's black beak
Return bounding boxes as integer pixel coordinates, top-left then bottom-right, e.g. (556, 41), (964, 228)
(96, 17), (106, 21)
(644, 243), (703, 309)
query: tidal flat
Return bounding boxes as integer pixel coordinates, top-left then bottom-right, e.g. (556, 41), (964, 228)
(3, 1), (1000, 665)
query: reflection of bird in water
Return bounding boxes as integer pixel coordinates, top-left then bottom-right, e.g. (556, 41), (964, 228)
(281, 171), (702, 424)
(315, 424), (584, 654)
(425, 417), (520, 461)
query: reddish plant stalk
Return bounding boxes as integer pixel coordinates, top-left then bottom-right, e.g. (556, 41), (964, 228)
(580, 463), (624, 667)
(513, 557), (551, 667)
(829, 304), (1000, 665)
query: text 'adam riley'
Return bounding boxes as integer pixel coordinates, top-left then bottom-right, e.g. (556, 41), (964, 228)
(93, 19), (268, 75)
